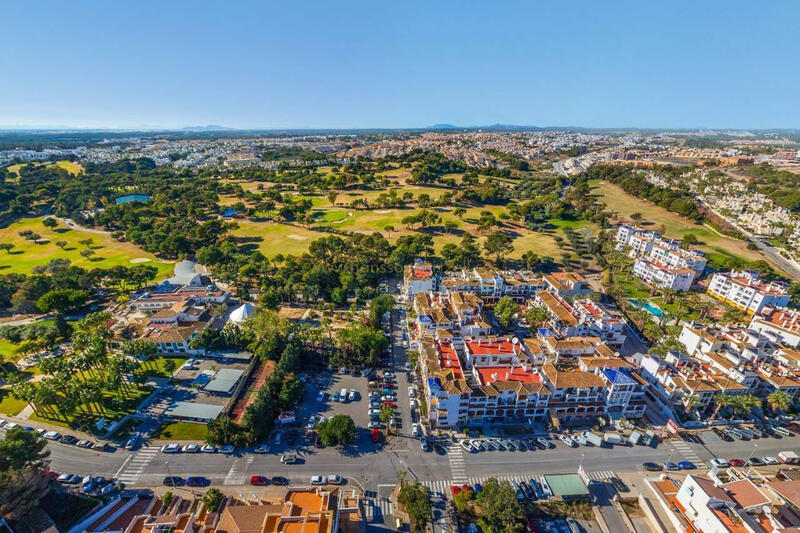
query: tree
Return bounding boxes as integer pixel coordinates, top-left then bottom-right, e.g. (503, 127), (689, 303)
(36, 288), (89, 314)
(0, 429), (50, 522)
(453, 486), (474, 512)
(55, 240), (67, 249)
(42, 217), (58, 229)
(767, 390), (792, 413)
(397, 480), (431, 531)
(203, 487), (224, 512)
(475, 478), (524, 533)
(453, 207), (467, 219)
(0, 243), (14, 253)
(369, 294), (394, 328)
(483, 231), (514, 265)
(379, 404), (394, 426)
(317, 414), (356, 446)
(494, 296), (518, 330)
(630, 212), (643, 222)
(279, 379), (304, 409)
(0, 428), (50, 471)
(525, 305), (550, 327)
(206, 416), (240, 446)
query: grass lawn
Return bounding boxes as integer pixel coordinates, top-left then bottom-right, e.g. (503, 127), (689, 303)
(6, 160), (83, 177)
(142, 356), (187, 378)
(0, 216), (173, 277)
(0, 388), (27, 416)
(231, 220), (323, 257)
(154, 420), (208, 441)
(0, 338), (18, 361)
(28, 385), (154, 431)
(590, 180), (764, 263)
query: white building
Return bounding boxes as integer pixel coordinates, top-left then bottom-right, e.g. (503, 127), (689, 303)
(632, 258), (696, 291)
(707, 271), (790, 315)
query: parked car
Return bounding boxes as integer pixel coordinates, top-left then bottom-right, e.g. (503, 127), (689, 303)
(163, 476), (185, 486)
(348, 390), (357, 402)
(250, 475), (270, 486)
(748, 457), (766, 466)
(332, 391), (340, 402)
(60, 435), (78, 445)
(559, 435), (576, 447)
(271, 476), (289, 485)
(537, 437), (554, 449)
(182, 444), (200, 453)
(43, 431), (61, 440)
(186, 476), (209, 487)
(310, 475), (325, 485)
(93, 441), (110, 452)
(664, 462), (680, 471)
(200, 444), (217, 453)
(280, 454), (298, 464)
(678, 461), (696, 470)
(710, 458), (730, 469)
(316, 391), (326, 402)
(763, 456), (780, 465)
(610, 477), (629, 493)
(460, 440), (476, 453)
(76, 439), (93, 448)
(254, 444), (270, 454)
(643, 462), (663, 472)
(220, 445), (235, 454)
(411, 424), (420, 437)
(728, 458), (745, 467)
(367, 422), (384, 430)
(327, 474), (344, 485)
(161, 444), (181, 454)
(125, 435), (140, 450)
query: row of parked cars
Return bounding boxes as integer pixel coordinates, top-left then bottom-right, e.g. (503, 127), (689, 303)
(55, 472), (124, 496)
(0, 421), (112, 451)
(161, 443), (235, 454)
(712, 423), (797, 442)
(459, 436), (555, 453)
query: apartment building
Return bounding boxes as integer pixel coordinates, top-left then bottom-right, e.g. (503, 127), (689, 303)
(708, 271), (790, 315)
(616, 224), (706, 291)
(412, 291), (492, 338)
(438, 267), (546, 301)
(419, 334), (645, 428)
(533, 291), (627, 346)
(403, 260), (435, 298)
(750, 307), (800, 348)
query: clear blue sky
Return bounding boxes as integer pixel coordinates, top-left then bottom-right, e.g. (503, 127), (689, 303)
(2, 0), (798, 130)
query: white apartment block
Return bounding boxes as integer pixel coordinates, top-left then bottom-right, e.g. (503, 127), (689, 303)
(617, 225), (706, 291)
(707, 271), (790, 315)
(632, 258), (695, 291)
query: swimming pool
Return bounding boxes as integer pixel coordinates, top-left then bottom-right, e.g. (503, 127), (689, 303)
(628, 299), (665, 318)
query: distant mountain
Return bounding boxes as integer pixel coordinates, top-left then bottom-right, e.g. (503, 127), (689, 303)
(428, 123), (460, 130)
(180, 125), (233, 131)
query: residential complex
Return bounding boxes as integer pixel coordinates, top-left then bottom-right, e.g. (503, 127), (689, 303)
(615, 224), (707, 291)
(707, 270), (790, 315)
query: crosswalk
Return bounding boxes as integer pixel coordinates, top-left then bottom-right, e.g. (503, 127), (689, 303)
(670, 440), (707, 468)
(224, 455), (254, 485)
(364, 496), (393, 522)
(422, 470), (616, 495)
(447, 443), (467, 483)
(116, 446), (159, 484)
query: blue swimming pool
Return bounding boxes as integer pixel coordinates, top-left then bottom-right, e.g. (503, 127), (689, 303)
(628, 299), (665, 318)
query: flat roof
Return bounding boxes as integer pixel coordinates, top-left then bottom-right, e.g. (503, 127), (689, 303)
(543, 473), (590, 498)
(164, 401), (223, 421)
(205, 368), (244, 393)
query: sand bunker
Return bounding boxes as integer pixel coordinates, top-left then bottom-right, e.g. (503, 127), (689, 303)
(129, 258), (152, 264)
(374, 209), (394, 214)
(287, 234), (308, 241)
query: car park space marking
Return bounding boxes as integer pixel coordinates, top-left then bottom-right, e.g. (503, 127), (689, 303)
(116, 446), (159, 484)
(223, 455), (254, 485)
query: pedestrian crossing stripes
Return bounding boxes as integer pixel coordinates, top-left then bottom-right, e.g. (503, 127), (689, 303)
(116, 446), (159, 484)
(447, 443), (467, 483)
(223, 455), (254, 485)
(670, 441), (707, 467)
(422, 470), (617, 495)
(365, 497), (393, 522)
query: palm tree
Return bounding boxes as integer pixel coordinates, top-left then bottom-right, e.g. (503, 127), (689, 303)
(711, 393), (735, 419)
(684, 393), (700, 415)
(661, 288), (678, 305)
(767, 390), (792, 413)
(732, 394), (761, 419)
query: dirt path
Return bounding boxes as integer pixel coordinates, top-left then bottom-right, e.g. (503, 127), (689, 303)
(56, 217), (113, 235)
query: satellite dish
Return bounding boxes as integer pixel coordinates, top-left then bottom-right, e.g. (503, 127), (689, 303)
(512, 337), (519, 344)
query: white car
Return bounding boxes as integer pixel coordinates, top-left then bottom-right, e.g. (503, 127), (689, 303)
(43, 431), (61, 440)
(404, 362), (411, 372)
(559, 435), (576, 447)
(710, 458), (729, 468)
(200, 444), (217, 453)
(0, 419), (6, 427)
(182, 444), (200, 453)
(459, 440), (475, 453)
(254, 444), (270, 454)
(411, 424), (420, 437)
(4, 422), (19, 430)
(310, 475), (325, 485)
(348, 390), (357, 402)
(368, 409), (381, 417)
(763, 456), (780, 465)
(327, 474), (344, 484)
(409, 398), (418, 409)
(161, 444), (181, 454)
(408, 386), (416, 397)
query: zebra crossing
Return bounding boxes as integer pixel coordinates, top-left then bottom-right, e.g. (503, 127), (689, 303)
(422, 470), (616, 495)
(447, 443), (467, 483)
(670, 440), (707, 467)
(364, 496), (393, 522)
(223, 455), (254, 485)
(116, 446), (159, 484)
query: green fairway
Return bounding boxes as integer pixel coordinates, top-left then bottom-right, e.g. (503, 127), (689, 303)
(6, 160), (83, 177)
(591, 180), (764, 263)
(0, 217), (174, 277)
(154, 420), (208, 440)
(141, 356), (187, 378)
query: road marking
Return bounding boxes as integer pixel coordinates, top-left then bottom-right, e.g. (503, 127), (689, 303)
(223, 455), (254, 485)
(116, 446), (159, 484)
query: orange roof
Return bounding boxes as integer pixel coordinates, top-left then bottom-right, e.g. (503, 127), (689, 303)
(723, 479), (770, 509)
(466, 339), (516, 356)
(438, 342), (463, 379)
(476, 366), (541, 385)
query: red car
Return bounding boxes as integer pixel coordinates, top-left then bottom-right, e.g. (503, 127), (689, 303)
(250, 475), (270, 486)
(450, 485), (461, 495)
(381, 402), (395, 408)
(371, 428), (381, 443)
(728, 458), (745, 467)
(44, 470), (59, 481)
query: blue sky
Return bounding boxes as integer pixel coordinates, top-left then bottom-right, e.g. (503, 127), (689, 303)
(2, 0), (798, 129)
